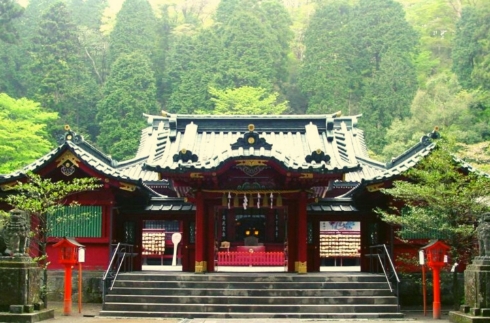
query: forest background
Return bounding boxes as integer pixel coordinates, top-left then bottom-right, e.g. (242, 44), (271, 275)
(1, 0), (489, 173)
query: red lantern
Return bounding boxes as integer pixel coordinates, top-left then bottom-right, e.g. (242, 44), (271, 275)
(53, 238), (85, 316)
(420, 240), (450, 319)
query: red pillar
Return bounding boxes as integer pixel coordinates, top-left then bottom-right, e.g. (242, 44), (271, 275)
(63, 265), (72, 315)
(195, 191), (206, 273)
(297, 191), (308, 274)
(432, 266), (441, 319)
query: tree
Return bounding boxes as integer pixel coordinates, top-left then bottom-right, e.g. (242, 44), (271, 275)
(28, 1), (100, 139)
(299, 1), (354, 114)
(0, 0), (24, 43)
(350, 0), (419, 154)
(107, 0), (158, 68)
(377, 137), (490, 306)
(96, 52), (158, 160)
(0, 172), (101, 305)
(206, 86), (289, 115)
(0, 93), (58, 174)
(381, 73), (488, 160)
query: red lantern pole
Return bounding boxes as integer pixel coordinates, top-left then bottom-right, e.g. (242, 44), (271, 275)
(432, 265), (441, 319)
(63, 264), (73, 316)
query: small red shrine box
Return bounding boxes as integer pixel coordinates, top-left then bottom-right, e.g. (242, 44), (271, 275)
(420, 239), (450, 268)
(53, 237), (85, 266)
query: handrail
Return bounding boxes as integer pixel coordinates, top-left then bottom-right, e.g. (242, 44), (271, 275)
(110, 250), (127, 291)
(102, 243), (136, 300)
(381, 244), (400, 283)
(103, 242), (121, 281)
(367, 244), (401, 310)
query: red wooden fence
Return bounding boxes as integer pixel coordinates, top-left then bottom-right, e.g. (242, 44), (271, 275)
(217, 251), (285, 266)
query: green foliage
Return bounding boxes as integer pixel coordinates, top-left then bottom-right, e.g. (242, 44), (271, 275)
(0, 0), (24, 43)
(96, 52), (158, 160)
(0, 93), (58, 173)
(351, 0), (419, 153)
(108, 0), (158, 67)
(28, 1), (100, 138)
(205, 86), (289, 115)
(299, 1), (354, 114)
(377, 137), (490, 262)
(452, 5), (490, 90)
(382, 73), (488, 160)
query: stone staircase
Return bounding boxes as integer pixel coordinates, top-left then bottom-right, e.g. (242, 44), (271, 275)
(100, 271), (403, 319)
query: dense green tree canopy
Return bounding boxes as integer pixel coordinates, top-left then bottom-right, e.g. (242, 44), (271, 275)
(96, 52), (158, 160)
(0, 93), (57, 174)
(0, 0), (24, 43)
(28, 1), (99, 138)
(107, 0), (158, 67)
(299, 1), (353, 114)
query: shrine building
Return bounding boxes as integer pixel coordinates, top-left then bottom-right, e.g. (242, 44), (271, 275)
(0, 112), (440, 273)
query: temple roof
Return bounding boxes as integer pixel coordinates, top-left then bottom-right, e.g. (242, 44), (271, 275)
(142, 113), (366, 174)
(0, 130), (160, 196)
(1, 112), (454, 199)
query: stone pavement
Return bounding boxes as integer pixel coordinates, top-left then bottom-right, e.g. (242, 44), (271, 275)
(43, 302), (452, 323)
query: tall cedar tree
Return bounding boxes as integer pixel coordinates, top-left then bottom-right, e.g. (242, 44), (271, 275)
(96, 52), (158, 160)
(0, 0), (24, 43)
(28, 1), (99, 139)
(350, 0), (418, 154)
(299, 2), (354, 114)
(107, 0), (158, 68)
(166, 29), (222, 114)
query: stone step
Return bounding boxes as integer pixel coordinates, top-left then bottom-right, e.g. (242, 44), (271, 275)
(101, 272), (401, 319)
(115, 272), (387, 283)
(113, 280), (388, 290)
(108, 287), (394, 297)
(104, 294), (398, 305)
(101, 302), (401, 314)
(99, 309), (404, 319)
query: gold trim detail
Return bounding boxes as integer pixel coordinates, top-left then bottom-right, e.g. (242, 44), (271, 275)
(1, 182), (18, 191)
(181, 148), (187, 154)
(56, 151), (81, 168)
(235, 160), (267, 167)
(248, 137), (255, 144)
(190, 173), (204, 179)
(195, 261), (207, 273)
(120, 182), (136, 192)
(297, 261), (307, 274)
(202, 189), (300, 194)
(248, 124), (255, 132)
(300, 173), (313, 179)
(367, 183), (384, 192)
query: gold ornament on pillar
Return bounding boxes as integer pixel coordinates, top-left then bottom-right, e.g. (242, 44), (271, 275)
(276, 194), (283, 207)
(262, 193), (269, 208)
(233, 194), (239, 207)
(249, 194), (254, 208)
(222, 193), (227, 207)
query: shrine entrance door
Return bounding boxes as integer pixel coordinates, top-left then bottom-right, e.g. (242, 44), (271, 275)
(214, 207), (287, 271)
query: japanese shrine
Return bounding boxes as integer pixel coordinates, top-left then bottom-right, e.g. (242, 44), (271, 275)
(0, 112), (440, 274)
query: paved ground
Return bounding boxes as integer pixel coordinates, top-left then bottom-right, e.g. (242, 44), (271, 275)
(43, 302), (452, 323)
